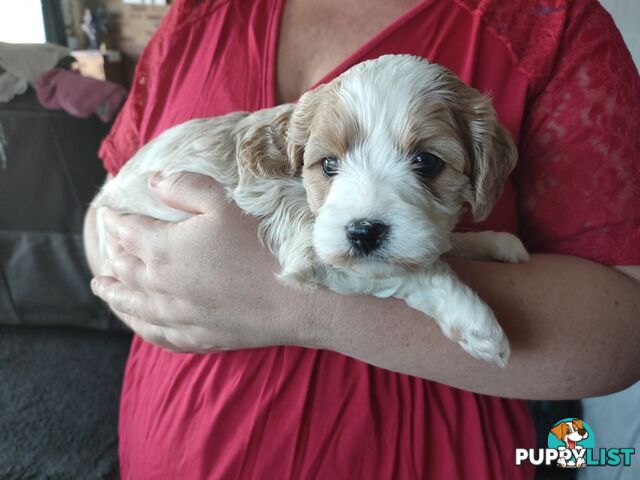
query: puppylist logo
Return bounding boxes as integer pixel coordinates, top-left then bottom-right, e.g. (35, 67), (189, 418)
(515, 418), (636, 468)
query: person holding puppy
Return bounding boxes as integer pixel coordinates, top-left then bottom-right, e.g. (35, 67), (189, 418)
(84, 0), (640, 478)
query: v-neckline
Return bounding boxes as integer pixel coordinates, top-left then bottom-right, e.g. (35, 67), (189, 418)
(266, 0), (437, 106)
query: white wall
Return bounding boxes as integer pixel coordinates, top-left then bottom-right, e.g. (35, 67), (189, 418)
(0, 0), (46, 44)
(600, 0), (640, 68)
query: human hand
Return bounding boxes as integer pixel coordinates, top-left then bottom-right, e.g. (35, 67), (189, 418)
(90, 173), (309, 352)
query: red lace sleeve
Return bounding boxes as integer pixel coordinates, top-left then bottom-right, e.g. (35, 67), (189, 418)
(516, 1), (640, 266)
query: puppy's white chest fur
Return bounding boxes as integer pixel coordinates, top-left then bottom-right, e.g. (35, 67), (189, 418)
(94, 55), (529, 366)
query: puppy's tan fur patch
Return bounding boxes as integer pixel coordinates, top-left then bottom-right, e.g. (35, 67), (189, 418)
(397, 73), (517, 221)
(289, 80), (366, 212)
(235, 105), (297, 185)
(282, 65), (516, 220)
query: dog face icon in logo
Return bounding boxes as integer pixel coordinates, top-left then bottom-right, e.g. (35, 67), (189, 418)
(548, 418), (594, 468)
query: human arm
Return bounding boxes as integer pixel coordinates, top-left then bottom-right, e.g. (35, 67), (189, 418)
(86, 0), (640, 401)
(84, 172), (640, 400)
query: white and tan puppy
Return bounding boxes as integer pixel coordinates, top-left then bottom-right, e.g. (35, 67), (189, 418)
(94, 55), (528, 366)
(550, 420), (590, 467)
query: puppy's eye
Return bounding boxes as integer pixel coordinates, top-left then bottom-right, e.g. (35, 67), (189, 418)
(411, 152), (444, 178)
(322, 157), (341, 177)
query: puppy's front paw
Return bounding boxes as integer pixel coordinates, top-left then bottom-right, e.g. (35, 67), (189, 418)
(452, 303), (511, 367)
(449, 231), (529, 263)
(458, 324), (511, 368)
(487, 232), (529, 264)
(277, 268), (318, 290)
(404, 266), (511, 366)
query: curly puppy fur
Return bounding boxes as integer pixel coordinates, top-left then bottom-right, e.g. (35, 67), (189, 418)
(93, 55), (529, 366)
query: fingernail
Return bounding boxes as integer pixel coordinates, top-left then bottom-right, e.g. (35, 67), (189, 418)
(149, 172), (164, 188)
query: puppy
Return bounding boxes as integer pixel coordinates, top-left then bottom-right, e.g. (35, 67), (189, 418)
(550, 420), (589, 467)
(93, 55), (528, 366)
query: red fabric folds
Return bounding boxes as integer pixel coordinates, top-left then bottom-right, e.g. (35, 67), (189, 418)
(99, 0), (639, 478)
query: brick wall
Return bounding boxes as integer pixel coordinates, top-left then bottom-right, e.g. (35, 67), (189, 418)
(63, 0), (171, 85)
(103, 0), (170, 58)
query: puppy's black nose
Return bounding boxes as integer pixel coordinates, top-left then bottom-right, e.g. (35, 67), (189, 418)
(346, 219), (388, 255)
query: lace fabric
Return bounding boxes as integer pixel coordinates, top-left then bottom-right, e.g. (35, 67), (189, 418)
(451, 0), (639, 264)
(515, 1), (640, 264)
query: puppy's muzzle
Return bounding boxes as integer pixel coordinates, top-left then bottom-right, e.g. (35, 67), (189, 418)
(346, 219), (389, 256)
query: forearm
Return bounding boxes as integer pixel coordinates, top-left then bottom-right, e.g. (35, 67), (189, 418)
(85, 174), (640, 399)
(289, 254), (640, 400)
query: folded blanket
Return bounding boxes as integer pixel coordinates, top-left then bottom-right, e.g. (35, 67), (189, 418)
(34, 69), (127, 122)
(0, 72), (28, 103)
(0, 42), (70, 83)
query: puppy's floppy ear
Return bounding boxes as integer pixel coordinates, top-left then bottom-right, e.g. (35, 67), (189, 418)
(236, 104), (299, 183)
(550, 423), (566, 440)
(457, 90), (518, 222)
(573, 420), (584, 430)
(286, 83), (328, 171)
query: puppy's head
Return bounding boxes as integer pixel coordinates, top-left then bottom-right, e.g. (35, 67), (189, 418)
(550, 420), (589, 443)
(287, 55), (517, 275)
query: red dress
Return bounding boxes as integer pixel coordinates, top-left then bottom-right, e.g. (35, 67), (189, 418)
(100, 0), (640, 478)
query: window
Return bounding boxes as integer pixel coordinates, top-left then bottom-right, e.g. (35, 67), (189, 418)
(0, 0), (46, 44)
